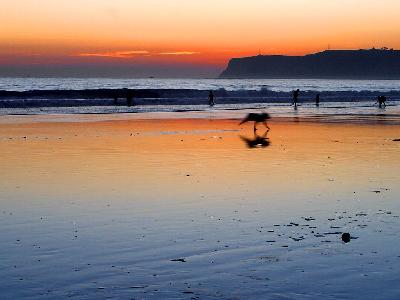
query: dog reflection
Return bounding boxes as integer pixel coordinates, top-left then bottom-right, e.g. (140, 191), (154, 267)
(240, 130), (270, 148)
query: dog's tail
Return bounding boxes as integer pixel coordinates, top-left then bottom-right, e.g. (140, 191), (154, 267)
(239, 114), (251, 125)
(239, 117), (249, 125)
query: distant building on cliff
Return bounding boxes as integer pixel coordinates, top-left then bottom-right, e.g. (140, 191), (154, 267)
(219, 48), (400, 79)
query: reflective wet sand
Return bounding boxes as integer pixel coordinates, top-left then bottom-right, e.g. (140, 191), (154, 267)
(1, 114), (399, 299)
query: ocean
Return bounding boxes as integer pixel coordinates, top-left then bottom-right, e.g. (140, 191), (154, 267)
(2, 77), (400, 92)
(1, 78), (400, 120)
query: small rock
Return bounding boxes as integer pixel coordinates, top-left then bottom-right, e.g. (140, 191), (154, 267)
(342, 233), (351, 243)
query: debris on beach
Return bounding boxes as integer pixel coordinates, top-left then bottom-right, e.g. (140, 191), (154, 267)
(291, 236), (305, 242)
(356, 212), (368, 216)
(288, 222), (299, 226)
(323, 232), (342, 236)
(182, 291), (194, 294)
(342, 233), (351, 243)
(129, 285), (148, 289)
(393, 139), (400, 141)
(171, 258), (186, 262)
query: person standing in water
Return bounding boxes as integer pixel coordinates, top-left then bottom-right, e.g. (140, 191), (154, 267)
(208, 91), (215, 107)
(293, 89), (300, 108)
(125, 89), (135, 107)
(315, 93), (320, 107)
(377, 95), (386, 108)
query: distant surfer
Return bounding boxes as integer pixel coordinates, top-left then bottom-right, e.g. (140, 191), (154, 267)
(293, 89), (300, 108)
(208, 91), (215, 107)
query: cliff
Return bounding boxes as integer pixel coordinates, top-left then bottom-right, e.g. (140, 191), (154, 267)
(219, 49), (400, 79)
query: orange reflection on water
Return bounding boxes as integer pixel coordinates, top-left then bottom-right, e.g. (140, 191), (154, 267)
(0, 117), (399, 209)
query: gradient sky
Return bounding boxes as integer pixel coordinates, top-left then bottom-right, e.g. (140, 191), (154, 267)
(1, 0), (400, 77)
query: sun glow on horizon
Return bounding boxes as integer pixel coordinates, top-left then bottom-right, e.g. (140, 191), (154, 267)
(1, 0), (400, 76)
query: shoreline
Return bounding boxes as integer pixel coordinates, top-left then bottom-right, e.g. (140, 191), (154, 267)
(1, 109), (400, 126)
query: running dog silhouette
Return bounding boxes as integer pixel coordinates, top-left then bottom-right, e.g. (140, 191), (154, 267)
(239, 113), (271, 132)
(240, 130), (270, 148)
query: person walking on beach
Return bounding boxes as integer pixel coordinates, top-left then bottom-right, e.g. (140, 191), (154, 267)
(315, 93), (320, 107)
(292, 89), (300, 108)
(208, 91), (215, 107)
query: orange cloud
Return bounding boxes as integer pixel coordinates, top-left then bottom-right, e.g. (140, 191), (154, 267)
(77, 50), (150, 58)
(158, 51), (200, 56)
(74, 50), (201, 59)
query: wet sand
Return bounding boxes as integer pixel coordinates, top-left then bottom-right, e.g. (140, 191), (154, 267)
(0, 113), (400, 299)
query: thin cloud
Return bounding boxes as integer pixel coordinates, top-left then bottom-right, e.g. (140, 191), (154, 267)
(158, 51), (200, 55)
(77, 50), (150, 58)
(75, 50), (200, 58)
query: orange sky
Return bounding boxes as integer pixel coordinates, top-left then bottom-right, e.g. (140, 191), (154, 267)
(1, 0), (400, 77)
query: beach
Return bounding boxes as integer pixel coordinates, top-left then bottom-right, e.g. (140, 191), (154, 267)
(4, 0), (400, 298)
(1, 112), (399, 299)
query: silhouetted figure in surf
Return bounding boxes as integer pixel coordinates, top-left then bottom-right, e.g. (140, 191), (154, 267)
(208, 91), (215, 107)
(125, 89), (135, 107)
(239, 112), (270, 132)
(240, 129), (270, 148)
(376, 95), (387, 108)
(315, 93), (320, 107)
(293, 89), (300, 108)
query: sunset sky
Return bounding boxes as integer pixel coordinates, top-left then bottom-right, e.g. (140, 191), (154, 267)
(1, 0), (400, 77)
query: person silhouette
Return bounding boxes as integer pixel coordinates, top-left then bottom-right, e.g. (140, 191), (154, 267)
(208, 91), (215, 107)
(315, 93), (320, 107)
(293, 89), (300, 108)
(125, 89), (134, 107)
(377, 95), (386, 108)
